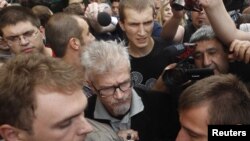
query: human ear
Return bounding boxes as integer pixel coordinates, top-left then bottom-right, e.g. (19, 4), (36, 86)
(0, 124), (20, 141)
(69, 38), (81, 50)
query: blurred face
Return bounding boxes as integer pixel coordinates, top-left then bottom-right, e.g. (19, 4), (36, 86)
(176, 104), (209, 141)
(119, 7), (154, 49)
(162, 3), (173, 22)
(191, 10), (210, 29)
(154, 0), (161, 14)
(193, 39), (229, 74)
(20, 88), (93, 141)
(2, 21), (45, 55)
(111, 1), (119, 17)
(91, 64), (132, 117)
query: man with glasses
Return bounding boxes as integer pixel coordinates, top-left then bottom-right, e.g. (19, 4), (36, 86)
(0, 6), (53, 56)
(81, 40), (179, 141)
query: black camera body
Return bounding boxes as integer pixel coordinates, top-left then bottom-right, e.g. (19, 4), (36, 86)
(162, 43), (214, 87)
(171, 0), (202, 12)
(162, 67), (214, 87)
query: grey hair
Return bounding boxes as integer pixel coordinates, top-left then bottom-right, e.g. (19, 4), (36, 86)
(81, 40), (130, 80)
(189, 25), (228, 52)
(189, 25), (217, 43)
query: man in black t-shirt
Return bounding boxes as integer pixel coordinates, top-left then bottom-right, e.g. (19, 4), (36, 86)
(119, 0), (175, 90)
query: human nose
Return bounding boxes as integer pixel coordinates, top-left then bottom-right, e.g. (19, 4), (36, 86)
(77, 116), (93, 136)
(113, 88), (124, 99)
(138, 24), (146, 36)
(19, 35), (29, 45)
(198, 9), (205, 14)
(203, 54), (212, 67)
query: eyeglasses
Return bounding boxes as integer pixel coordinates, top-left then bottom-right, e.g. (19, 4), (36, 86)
(92, 79), (133, 98)
(4, 29), (39, 46)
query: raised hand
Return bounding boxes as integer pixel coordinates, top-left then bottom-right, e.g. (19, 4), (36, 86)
(229, 39), (250, 64)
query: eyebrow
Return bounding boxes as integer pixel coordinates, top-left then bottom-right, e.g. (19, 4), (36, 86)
(206, 47), (217, 52)
(4, 29), (35, 38)
(182, 125), (202, 137)
(98, 78), (131, 89)
(194, 47), (217, 54)
(52, 102), (87, 128)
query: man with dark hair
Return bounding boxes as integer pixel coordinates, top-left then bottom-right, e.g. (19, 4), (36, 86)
(45, 12), (123, 141)
(110, 0), (119, 17)
(0, 53), (93, 141)
(45, 12), (95, 68)
(0, 6), (53, 56)
(189, 25), (250, 83)
(176, 74), (250, 141)
(31, 5), (53, 27)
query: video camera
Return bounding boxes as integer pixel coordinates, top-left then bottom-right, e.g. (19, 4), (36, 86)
(171, 0), (202, 12)
(171, 0), (245, 12)
(162, 43), (214, 87)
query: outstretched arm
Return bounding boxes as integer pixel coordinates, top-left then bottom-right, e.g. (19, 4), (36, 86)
(199, 0), (250, 45)
(161, 8), (185, 43)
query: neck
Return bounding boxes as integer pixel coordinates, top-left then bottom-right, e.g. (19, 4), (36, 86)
(63, 46), (82, 68)
(128, 37), (154, 58)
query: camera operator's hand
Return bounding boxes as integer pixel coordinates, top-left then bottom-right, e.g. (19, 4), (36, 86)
(152, 63), (178, 92)
(229, 39), (250, 64)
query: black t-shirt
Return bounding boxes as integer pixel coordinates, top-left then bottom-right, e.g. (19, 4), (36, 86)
(184, 23), (197, 43)
(229, 61), (250, 84)
(130, 37), (176, 90)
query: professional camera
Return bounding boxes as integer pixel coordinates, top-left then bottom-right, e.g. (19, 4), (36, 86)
(171, 0), (202, 12)
(162, 43), (214, 87)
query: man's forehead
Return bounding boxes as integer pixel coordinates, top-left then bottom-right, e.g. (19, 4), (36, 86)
(2, 21), (38, 35)
(123, 7), (154, 21)
(195, 39), (224, 50)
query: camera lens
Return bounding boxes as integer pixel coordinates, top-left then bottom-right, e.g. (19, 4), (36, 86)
(162, 68), (188, 86)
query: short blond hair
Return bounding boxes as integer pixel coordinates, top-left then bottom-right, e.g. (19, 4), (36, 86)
(69, 0), (83, 4)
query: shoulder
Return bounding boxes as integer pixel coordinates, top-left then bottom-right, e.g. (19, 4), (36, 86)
(153, 37), (173, 48)
(86, 118), (122, 141)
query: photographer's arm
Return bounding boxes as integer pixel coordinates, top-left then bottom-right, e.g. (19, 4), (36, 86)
(161, 8), (185, 43)
(199, 0), (250, 45)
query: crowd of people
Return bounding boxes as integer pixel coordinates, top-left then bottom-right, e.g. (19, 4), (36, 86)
(0, 0), (250, 141)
